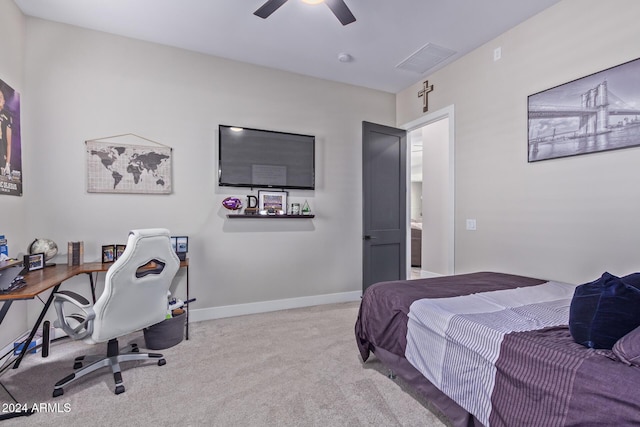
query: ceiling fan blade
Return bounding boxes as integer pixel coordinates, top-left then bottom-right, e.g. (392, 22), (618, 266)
(324, 0), (356, 25)
(254, 0), (289, 19)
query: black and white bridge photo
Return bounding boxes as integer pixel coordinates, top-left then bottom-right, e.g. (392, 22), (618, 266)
(528, 57), (640, 162)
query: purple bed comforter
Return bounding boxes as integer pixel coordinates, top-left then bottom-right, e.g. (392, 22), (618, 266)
(355, 272), (640, 427)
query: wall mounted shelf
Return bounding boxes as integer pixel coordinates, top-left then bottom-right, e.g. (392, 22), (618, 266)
(226, 214), (315, 219)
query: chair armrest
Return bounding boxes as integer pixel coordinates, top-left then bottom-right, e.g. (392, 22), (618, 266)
(54, 290), (92, 307)
(53, 291), (96, 340)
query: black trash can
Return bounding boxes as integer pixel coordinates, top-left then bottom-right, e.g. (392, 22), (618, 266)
(143, 311), (186, 350)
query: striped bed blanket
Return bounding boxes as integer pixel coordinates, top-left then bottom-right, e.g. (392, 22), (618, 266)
(405, 281), (577, 427)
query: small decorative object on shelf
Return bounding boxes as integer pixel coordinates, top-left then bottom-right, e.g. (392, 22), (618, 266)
(244, 195), (259, 215)
(302, 200), (311, 215)
(260, 208), (285, 215)
(222, 197), (243, 211)
(291, 203), (300, 215)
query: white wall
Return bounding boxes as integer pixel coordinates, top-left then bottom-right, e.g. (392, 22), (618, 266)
(410, 181), (422, 220)
(0, 0), (28, 347)
(16, 17), (394, 331)
(397, 0), (640, 284)
(421, 118), (450, 275)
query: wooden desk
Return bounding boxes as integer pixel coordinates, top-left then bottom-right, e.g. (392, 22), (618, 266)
(0, 259), (190, 369)
(0, 262), (104, 301)
(1, 260), (189, 300)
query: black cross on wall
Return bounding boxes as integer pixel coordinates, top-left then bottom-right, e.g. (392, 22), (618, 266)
(418, 80), (434, 113)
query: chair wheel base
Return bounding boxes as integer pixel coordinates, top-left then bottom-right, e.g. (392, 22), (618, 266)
(53, 388), (64, 398)
(115, 385), (125, 395)
(158, 358), (166, 366)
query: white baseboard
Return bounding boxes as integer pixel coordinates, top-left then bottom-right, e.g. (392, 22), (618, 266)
(188, 290), (362, 323)
(417, 270), (443, 279)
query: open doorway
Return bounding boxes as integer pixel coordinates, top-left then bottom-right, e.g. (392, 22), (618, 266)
(403, 106), (455, 279)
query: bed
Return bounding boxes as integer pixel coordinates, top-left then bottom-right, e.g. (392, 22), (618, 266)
(355, 272), (640, 427)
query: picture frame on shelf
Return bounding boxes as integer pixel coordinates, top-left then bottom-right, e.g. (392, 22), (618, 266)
(258, 190), (288, 215)
(115, 244), (126, 259)
(102, 245), (116, 263)
(24, 253), (45, 272)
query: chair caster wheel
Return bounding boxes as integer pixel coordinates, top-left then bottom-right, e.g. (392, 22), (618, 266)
(131, 343), (139, 353)
(158, 358), (166, 366)
(115, 385), (125, 395)
(53, 388), (64, 398)
(73, 362), (83, 369)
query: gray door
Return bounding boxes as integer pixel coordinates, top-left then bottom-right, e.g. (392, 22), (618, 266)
(362, 121), (407, 292)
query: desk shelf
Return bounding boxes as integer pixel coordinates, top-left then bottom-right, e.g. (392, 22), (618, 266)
(226, 214), (314, 219)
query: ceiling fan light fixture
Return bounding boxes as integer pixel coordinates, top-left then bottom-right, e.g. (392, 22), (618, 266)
(255, 0), (355, 25)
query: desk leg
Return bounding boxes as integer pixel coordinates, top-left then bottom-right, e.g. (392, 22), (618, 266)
(87, 272), (97, 303)
(0, 300), (13, 325)
(0, 411), (35, 420)
(0, 299), (36, 419)
(185, 265), (189, 340)
(12, 284), (60, 369)
(0, 383), (34, 419)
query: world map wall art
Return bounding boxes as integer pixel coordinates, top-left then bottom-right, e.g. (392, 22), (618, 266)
(85, 134), (172, 194)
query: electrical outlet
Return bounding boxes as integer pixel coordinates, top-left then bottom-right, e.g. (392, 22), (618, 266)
(466, 219), (477, 231)
(493, 47), (502, 61)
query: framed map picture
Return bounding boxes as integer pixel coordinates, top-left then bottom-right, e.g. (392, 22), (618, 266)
(85, 135), (172, 194)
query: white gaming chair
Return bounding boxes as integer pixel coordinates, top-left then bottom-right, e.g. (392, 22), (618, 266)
(52, 228), (181, 397)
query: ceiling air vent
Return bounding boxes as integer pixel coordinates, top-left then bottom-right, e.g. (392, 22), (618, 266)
(396, 43), (456, 74)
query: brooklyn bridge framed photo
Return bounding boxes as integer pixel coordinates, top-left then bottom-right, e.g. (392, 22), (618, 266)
(528, 57), (640, 162)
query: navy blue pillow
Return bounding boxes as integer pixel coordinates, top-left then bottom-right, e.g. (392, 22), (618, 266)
(569, 272), (640, 349)
(621, 272), (640, 290)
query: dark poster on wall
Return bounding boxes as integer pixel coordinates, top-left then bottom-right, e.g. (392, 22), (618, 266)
(0, 78), (21, 196)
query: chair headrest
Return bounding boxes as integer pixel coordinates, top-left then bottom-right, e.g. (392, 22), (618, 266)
(128, 228), (171, 239)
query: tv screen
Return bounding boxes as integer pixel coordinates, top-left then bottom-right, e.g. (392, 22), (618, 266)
(218, 125), (315, 190)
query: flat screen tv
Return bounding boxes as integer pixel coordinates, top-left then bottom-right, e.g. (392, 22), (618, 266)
(218, 125), (315, 190)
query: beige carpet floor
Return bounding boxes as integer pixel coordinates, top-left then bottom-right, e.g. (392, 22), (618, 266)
(0, 302), (448, 426)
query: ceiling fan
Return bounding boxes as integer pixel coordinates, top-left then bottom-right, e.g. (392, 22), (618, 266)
(254, 0), (356, 26)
